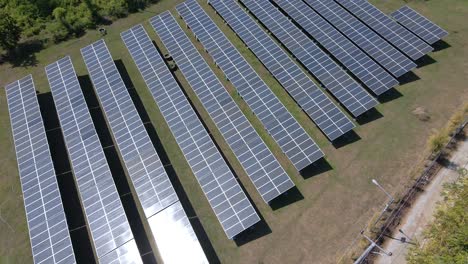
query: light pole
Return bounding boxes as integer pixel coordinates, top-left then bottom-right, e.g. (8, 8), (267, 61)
(361, 232), (393, 256)
(372, 179), (394, 211)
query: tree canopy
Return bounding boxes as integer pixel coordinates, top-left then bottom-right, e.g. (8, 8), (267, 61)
(0, 9), (22, 51)
(0, 0), (157, 45)
(407, 176), (468, 263)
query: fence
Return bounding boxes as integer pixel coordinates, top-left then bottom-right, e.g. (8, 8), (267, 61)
(354, 120), (467, 263)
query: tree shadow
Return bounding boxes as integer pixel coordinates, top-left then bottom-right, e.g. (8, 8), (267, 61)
(114, 60), (221, 262)
(1, 40), (43, 68)
(78, 74), (157, 263)
(378, 88), (403, 104)
(432, 39), (451, 52)
(269, 186), (304, 210)
(437, 156), (459, 171)
(356, 108), (383, 126)
(37, 92), (96, 264)
(415, 55), (437, 69)
(300, 157), (333, 178)
(398, 71), (420, 85)
(331, 130), (361, 149)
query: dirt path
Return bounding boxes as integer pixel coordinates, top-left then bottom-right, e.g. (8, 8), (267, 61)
(374, 137), (468, 264)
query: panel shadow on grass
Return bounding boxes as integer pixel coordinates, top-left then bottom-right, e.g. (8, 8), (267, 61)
(432, 39), (451, 52)
(37, 92), (96, 264)
(378, 88), (403, 104)
(78, 74), (157, 263)
(269, 186), (304, 211)
(356, 108), (383, 126)
(398, 71), (420, 85)
(300, 157), (333, 179)
(233, 214), (272, 247)
(415, 55), (437, 68)
(332, 130), (361, 149)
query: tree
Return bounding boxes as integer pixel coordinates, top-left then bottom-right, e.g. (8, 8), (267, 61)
(0, 10), (22, 52)
(407, 176), (468, 263)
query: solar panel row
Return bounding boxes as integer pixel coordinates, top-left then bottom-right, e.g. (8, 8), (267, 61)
(121, 24), (252, 256)
(127, 23), (294, 203)
(390, 6), (448, 45)
(45, 56), (141, 262)
(209, 0), (354, 141)
(129, 19), (261, 239)
(239, 0), (378, 117)
(81, 38), (208, 262)
(335, 0), (433, 60)
(174, 0), (323, 171)
(5, 75), (76, 264)
(303, 0), (416, 77)
(273, 0), (398, 95)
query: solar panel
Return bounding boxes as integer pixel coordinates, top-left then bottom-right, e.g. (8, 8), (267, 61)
(5, 75), (76, 264)
(272, 0), (398, 95)
(335, 0), (433, 60)
(45, 56), (141, 262)
(239, 0), (378, 117)
(302, 0), (416, 77)
(210, 0), (355, 141)
(146, 202), (206, 262)
(390, 6), (448, 45)
(172, 1), (324, 171)
(98, 240), (140, 264)
(124, 24), (295, 203)
(122, 23), (260, 239)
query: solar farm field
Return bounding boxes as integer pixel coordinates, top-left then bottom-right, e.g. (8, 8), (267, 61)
(0, 0), (467, 263)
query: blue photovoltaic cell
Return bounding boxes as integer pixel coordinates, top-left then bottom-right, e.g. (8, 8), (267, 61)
(240, 0), (378, 117)
(335, 0), (433, 60)
(124, 23), (260, 239)
(390, 6), (448, 45)
(126, 24), (294, 203)
(46, 56), (141, 263)
(5, 75), (76, 264)
(173, 0), (323, 171)
(303, 0), (416, 77)
(273, 0), (398, 95)
(210, 0), (355, 141)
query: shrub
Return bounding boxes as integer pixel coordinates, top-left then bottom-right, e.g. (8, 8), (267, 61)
(407, 176), (468, 263)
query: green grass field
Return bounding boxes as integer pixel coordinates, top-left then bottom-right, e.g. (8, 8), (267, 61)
(1, 0), (467, 263)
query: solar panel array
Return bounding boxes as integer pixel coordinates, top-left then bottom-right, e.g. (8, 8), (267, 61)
(273, 0), (398, 95)
(128, 20), (261, 239)
(80, 40), (207, 261)
(127, 23), (294, 203)
(335, 0), (433, 60)
(303, 0), (416, 77)
(210, 0), (354, 141)
(5, 75), (76, 264)
(390, 6), (448, 45)
(174, 1), (324, 171)
(240, 0), (378, 117)
(45, 56), (141, 262)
